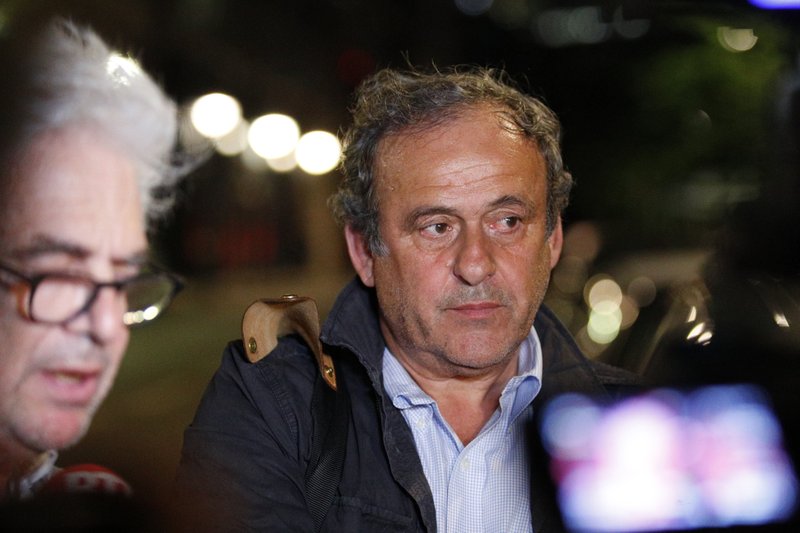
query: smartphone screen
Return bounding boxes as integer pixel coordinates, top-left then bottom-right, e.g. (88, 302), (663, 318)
(540, 384), (798, 532)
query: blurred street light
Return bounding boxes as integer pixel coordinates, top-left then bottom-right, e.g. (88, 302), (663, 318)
(248, 113), (300, 159)
(190, 92), (242, 139)
(295, 130), (341, 175)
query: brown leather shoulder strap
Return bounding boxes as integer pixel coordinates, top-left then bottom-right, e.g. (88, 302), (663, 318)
(241, 295), (337, 391)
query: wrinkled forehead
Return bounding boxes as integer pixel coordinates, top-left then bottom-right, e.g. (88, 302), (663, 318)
(1, 125), (128, 198)
(0, 125), (145, 258)
(375, 105), (541, 175)
(376, 103), (537, 160)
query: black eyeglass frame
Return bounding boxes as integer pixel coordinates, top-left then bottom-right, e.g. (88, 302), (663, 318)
(0, 260), (184, 326)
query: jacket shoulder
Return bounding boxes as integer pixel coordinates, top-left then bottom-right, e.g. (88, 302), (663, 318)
(176, 336), (321, 530)
(535, 305), (641, 401)
(183, 335), (320, 463)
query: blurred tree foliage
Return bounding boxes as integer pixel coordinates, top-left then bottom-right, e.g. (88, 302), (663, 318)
(568, 13), (791, 251)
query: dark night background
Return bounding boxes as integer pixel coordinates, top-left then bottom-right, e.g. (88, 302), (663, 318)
(2, 0), (799, 527)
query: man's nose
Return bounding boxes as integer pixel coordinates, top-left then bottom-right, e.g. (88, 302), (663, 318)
(453, 227), (496, 286)
(88, 287), (128, 343)
(66, 286), (128, 344)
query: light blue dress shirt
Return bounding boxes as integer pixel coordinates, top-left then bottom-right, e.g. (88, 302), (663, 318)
(382, 327), (543, 533)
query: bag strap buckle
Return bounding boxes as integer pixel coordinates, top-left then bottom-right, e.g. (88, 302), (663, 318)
(241, 294), (337, 391)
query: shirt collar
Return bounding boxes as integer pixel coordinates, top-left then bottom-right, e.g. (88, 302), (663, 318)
(383, 324), (544, 416)
(6, 450), (59, 501)
(504, 327), (543, 422)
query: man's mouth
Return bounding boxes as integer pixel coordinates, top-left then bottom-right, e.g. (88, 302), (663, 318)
(52, 370), (89, 383)
(449, 301), (502, 319)
(40, 368), (103, 405)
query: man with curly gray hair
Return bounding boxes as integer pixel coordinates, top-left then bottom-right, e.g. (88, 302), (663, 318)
(180, 66), (637, 531)
(332, 67), (573, 256)
(0, 18), (186, 501)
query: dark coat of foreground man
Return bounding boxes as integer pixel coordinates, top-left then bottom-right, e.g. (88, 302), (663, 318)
(177, 279), (638, 531)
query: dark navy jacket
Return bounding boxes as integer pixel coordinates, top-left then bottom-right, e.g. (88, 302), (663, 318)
(177, 279), (639, 532)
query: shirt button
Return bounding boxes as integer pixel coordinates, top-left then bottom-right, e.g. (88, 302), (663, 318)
(460, 458), (470, 471)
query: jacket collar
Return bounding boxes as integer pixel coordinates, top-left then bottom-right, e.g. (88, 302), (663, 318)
(320, 277), (594, 392)
(320, 277), (386, 379)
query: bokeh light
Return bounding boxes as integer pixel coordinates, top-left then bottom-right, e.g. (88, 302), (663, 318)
(534, 6), (648, 47)
(239, 145), (269, 172)
(545, 386), (798, 531)
(248, 113), (300, 159)
(215, 119), (249, 157)
(190, 92), (242, 139)
(295, 130), (341, 175)
(454, 0), (493, 16)
(586, 276), (623, 311)
(541, 394), (601, 458)
(536, 7), (609, 47)
(718, 27), (759, 52)
(585, 276), (625, 344)
(266, 152), (298, 173)
(749, 0), (800, 6)
(619, 295), (640, 330)
(588, 306), (623, 344)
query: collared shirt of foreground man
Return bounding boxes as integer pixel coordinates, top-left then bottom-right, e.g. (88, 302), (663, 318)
(178, 66), (639, 532)
(0, 19), (187, 504)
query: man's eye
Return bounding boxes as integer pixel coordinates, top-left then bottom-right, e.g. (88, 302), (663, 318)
(500, 216), (521, 229)
(116, 267), (143, 280)
(421, 222), (450, 236)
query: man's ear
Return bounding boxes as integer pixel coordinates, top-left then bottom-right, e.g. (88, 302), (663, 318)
(548, 217), (564, 269)
(345, 225), (375, 287)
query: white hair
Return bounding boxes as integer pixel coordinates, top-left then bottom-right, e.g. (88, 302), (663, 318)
(8, 18), (183, 224)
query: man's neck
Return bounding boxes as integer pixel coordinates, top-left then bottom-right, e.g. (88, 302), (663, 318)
(0, 438), (40, 500)
(393, 351), (519, 445)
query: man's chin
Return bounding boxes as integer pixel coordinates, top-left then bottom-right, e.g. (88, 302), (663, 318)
(445, 335), (520, 366)
(20, 409), (93, 453)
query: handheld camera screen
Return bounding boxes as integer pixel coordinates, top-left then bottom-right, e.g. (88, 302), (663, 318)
(540, 384), (798, 532)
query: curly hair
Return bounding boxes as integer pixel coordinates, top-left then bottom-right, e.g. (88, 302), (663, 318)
(330, 66), (573, 255)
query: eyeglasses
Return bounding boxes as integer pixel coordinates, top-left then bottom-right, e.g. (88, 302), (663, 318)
(0, 261), (183, 326)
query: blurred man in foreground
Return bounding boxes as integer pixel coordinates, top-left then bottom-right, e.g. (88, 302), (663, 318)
(179, 66), (638, 531)
(0, 19), (185, 502)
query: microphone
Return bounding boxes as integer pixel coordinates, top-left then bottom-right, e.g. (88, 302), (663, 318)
(0, 464), (148, 532)
(39, 464), (133, 497)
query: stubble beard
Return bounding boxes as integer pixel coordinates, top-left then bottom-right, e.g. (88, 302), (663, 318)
(379, 280), (548, 377)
